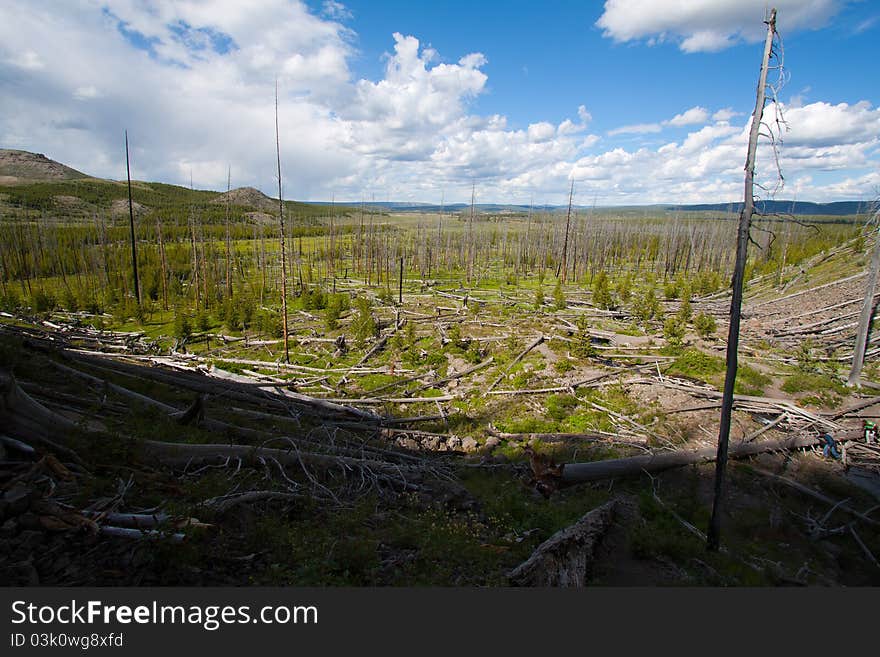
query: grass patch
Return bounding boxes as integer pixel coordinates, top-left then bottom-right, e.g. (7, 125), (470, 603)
(781, 373), (846, 395)
(667, 349), (725, 380)
(734, 364), (771, 396)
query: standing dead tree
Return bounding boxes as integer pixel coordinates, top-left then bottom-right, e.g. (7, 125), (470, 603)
(707, 7), (777, 552)
(225, 166), (233, 301)
(124, 130), (140, 306)
(275, 80), (290, 363)
(557, 179), (574, 283)
(848, 206), (880, 387)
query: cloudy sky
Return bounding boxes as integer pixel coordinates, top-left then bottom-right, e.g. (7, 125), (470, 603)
(1, 0), (878, 205)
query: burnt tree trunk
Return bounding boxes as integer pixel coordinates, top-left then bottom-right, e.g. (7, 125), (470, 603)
(848, 214), (880, 387)
(707, 8), (776, 551)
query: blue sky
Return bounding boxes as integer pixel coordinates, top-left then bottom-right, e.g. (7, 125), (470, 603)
(1, 0), (878, 205)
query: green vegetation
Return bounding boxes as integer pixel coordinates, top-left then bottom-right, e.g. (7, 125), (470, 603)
(693, 312), (717, 339)
(667, 349), (725, 380)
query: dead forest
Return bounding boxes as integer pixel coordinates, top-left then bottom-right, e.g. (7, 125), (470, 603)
(2, 7), (880, 584)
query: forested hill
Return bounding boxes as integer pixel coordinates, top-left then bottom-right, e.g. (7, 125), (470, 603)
(674, 200), (869, 216)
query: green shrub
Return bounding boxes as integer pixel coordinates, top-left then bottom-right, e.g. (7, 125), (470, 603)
(553, 279), (566, 310)
(669, 349), (725, 379)
(663, 316), (686, 349)
(351, 296), (377, 348)
(633, 286), (659, 323)
(693, 313), (717, 339)
(571, 314), (596, 359)
(592, 271), (613, 309)
(325, 293), (347, 331)
(677, 295), (692, 323)
(795, 339), (817, 373)
(546, 394), (579, 421)
(533, 286), (544, 310)
(173, 309), (192, 339)
(615, 275), (632, 305)
(554, 359), (574, 374)
(781, 373), (843, 394)
(0, 290), (21, 312)
(31, 289), (56, 313)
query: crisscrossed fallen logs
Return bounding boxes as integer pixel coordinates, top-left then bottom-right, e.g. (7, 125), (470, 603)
(53, 346), (383, 424)
(0, 370), (456, 496)
(744, 466), (880, 528)
(629, 376), (842, 432)
(846, 443), (880, 474)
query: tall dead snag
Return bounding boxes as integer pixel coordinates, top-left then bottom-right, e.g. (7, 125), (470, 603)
(707, 8), (777, 552)
(557, 179), (574, 283)
(155, 216), (168, 311)
(225, 165), (233, 301)
(124, 130), (140, 306)
(848, 209), (880, 387)
(467, 183), (475, 284)
(275, 80), (290, 363)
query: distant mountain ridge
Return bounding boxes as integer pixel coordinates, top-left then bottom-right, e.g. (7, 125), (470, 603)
(0, 149), (870, 215)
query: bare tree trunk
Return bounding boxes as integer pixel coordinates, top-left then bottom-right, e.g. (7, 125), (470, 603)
(557, 180), (574, 282)
(707, 8), (776, 552)
(124, 130), (140, 306)
(848, 214), (880, 387)
(225, 166), (233, 300)
(275, 80), (290, 363)
(156, 217), (168, 311)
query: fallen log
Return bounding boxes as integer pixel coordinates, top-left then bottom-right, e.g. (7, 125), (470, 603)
(207, 366), (381, 422)
(0, 371), (432, 486)
(487, 335), (545, 393)
(485, 427), (647, 447)
(45, 360), (272, 441)
(0, 371), (84, 463)
(412, 356), (495, 393)
(202, 490), (302, 514)
(830, 396), (880, 420)
(744, 466), (880, 528)
(508, 498), (624, 586)
(560, 432), (859, 485)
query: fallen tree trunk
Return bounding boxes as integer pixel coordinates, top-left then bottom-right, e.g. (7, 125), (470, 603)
(486, 427), (648, 447)
(0, 370), (429, 485)
(745, 466), (880, 528)
(486, 334), (544, 393)
(45, 360), (274, 441)
(560, 432), (858, 485)
(0, 371), (83, 463)
(508, 498), (624, 586)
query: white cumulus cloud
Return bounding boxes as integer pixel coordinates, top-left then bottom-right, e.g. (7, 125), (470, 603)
(596, 0), (844, 53)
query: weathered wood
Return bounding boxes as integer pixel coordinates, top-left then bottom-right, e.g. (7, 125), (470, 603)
(412, 356), (494, 393)
(745, 466), (880, 528)
(849, 219), (880, 387)
(560, 431), (853, 485)
(830, 396), (880, 420)
(485, 427), (648, 447)
(708, 7), (777, 552)
(46, 360), (272, 441)
(508, 499), (621, 586)
(0, 370), (83, 463)
(486, 334), (545, 393)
